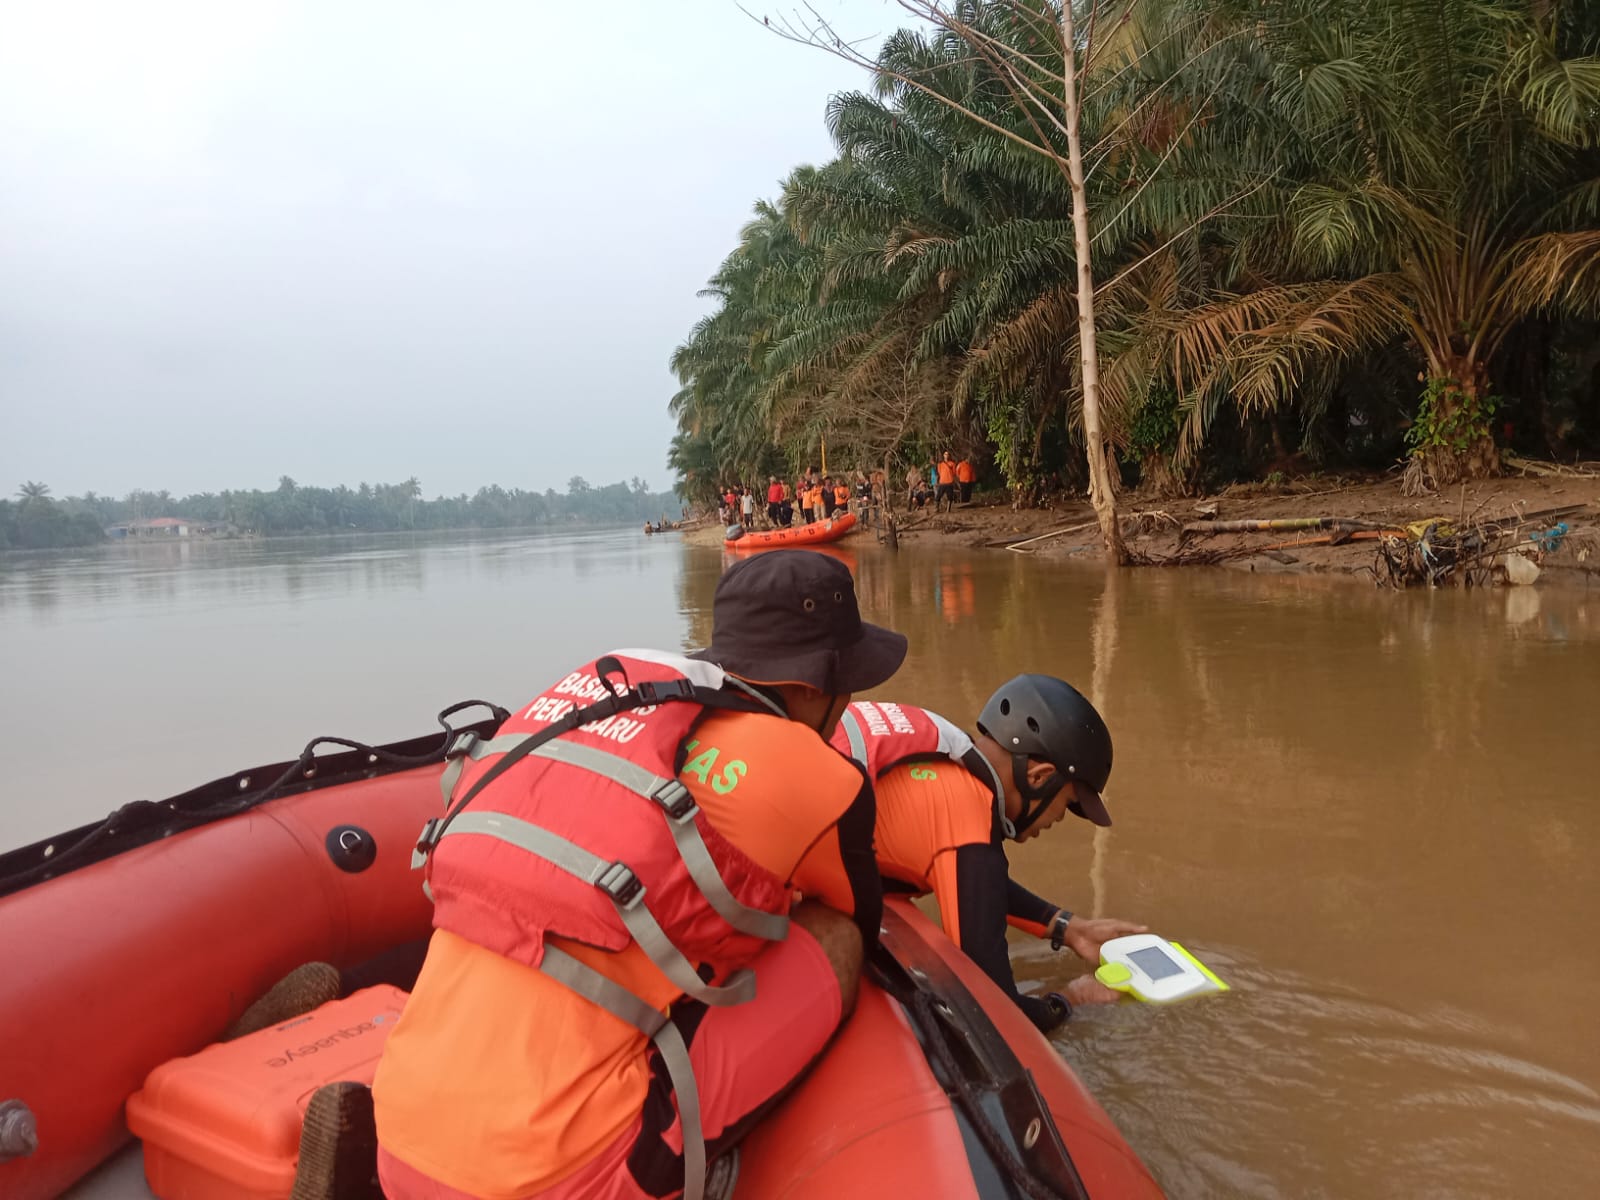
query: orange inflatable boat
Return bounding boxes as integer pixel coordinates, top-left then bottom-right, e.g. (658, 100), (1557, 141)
(0, 706), (1164, 1200)
(724, 512), (857, 550)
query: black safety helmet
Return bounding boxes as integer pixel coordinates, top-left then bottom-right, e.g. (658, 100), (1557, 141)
(977, 675), (1113, 836)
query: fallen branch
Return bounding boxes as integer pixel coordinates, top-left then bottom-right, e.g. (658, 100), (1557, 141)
(1180, 516), (1392, 537)
(1503, 454), (1600, 479)
(1254, 530), (1393, 552)
(1486, 502), (1592, 531)
(1004, 519), (1097, 552)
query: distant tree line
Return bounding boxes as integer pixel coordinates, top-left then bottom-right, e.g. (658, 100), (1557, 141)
(1, 476), (682, 550)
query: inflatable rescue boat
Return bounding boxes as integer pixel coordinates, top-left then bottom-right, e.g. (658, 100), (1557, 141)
(723, 512), (857, 550)
(0, 706), (1164, 1200)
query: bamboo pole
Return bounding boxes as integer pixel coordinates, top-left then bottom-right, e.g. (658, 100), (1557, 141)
(1180, 517), (1392, 536)
(1004, 519), (1098, 551)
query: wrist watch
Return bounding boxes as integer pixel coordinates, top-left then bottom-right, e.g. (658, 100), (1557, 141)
(1048, 909), (1073, 951)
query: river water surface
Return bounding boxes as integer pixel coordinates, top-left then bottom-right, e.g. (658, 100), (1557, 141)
(3, 529), (1596, 1198)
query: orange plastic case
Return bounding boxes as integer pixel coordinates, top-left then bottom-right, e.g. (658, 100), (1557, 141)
(126, 985), (406, 1200)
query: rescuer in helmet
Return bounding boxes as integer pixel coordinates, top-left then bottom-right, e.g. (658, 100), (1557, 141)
(831, 674), (1144, 1031)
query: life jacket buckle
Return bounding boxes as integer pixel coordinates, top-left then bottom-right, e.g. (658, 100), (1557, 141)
(596, 861), (645, 909)
(637, 679), (693, 705)
(411, 817), (442, 869)
(446, 731), (481, 760)
(652, 780), (698, 822)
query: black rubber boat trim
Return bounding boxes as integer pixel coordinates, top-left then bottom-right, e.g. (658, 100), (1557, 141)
(0, 701), (509, 898)
(874, 905), (1092, 1200)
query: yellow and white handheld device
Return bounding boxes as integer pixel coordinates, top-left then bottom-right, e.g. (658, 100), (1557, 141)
(1094, 934), (1228, 1004)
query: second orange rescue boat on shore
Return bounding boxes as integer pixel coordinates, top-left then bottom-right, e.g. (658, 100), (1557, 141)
(724, 512), (857, 550)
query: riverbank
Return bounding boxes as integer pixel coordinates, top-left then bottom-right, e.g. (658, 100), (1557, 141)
(685, 470), (1600, 588)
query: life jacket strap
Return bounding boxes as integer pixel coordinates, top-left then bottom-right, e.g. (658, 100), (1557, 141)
(539, 946), (708, 1200)
(424, 732), (528, 848)
(435, 810), (757, 1008)
(961, 746), (1015, 839)
(527, 739), (790, 943)
(839, 709), (869, 770)
(716, 675), (787, 717)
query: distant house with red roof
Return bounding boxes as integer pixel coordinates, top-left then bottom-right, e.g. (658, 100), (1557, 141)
(108, 517), (194, 538)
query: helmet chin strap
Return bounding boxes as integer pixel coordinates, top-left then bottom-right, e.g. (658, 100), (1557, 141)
(1009, 754), (1064, 839)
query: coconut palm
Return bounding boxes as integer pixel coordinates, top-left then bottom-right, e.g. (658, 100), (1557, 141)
(16, 481), (51, 501)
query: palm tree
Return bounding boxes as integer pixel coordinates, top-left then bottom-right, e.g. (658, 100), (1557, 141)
(16, 481), (50, 501)
(673, 0), (1600, 508)
(1107, 0), (1600, 488)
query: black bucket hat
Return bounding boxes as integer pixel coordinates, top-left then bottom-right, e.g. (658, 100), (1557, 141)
(693, 550), (906, 694)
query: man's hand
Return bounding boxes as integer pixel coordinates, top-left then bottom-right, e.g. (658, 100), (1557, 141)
(1060, 915), (1147, 964)
(1064, 975), (1124, 1006)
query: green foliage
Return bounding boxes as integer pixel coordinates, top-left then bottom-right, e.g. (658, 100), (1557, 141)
(984, 396), (1039, 496)
(0, 478), (682, 550)
(0, 496), (105, 549)
(1404, 379), (1500, 456)
(1128, 388), (1181, 459)
(667, 0), (1600, 497)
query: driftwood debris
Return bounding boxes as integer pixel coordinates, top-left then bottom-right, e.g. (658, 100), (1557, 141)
(1180, 516), (1392, 537)
(1003, 519), (1098, 552)
(1503, 455), (1600, 479)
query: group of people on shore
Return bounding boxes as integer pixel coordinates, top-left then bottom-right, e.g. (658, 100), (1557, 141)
(234, 549), (1139, 1200)
(717, 470), (883, 530)
(715, 452), (983, 530)
(907, 452), (977, 512)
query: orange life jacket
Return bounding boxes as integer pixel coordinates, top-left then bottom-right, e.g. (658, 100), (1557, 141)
(412, 650), (793, 1200)
(829, 700), (1012, 836)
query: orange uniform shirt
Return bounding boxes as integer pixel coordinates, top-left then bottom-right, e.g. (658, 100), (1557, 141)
(936, 460), (957, 485)
(871, 760), (995, 946)
(956, 460), (976, 483)
(373, 710), (867, 1199)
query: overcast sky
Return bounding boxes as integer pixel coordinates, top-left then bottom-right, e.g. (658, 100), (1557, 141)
(0, 0), (881, 499)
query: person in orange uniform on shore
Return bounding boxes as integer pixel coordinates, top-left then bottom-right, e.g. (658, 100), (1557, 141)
(374, 551), (906, 1200)
(831, 676), (1144, 1033)
(832, 480), (851, 515)
(803, 481), (824, 524)
(955, 456), (976, 504)
(934, 453), (959, 512)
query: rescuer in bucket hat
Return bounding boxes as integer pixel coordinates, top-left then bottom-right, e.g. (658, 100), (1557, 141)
(693, 549), (907, 736)
(240, 549), (910, 1200)
(367, 548), (909, 1200)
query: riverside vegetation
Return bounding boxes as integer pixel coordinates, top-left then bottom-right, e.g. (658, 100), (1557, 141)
(0, 477), (682, 551)
(668, 0), (1600, 535)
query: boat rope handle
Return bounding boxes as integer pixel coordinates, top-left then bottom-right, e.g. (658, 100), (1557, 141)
(0, 699), (510, 895)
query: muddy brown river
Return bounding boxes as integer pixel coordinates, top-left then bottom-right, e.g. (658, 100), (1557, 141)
(3, 530), (1596, 1197)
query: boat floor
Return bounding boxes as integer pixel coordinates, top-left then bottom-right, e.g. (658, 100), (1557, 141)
(62, 1145), (149, 1199)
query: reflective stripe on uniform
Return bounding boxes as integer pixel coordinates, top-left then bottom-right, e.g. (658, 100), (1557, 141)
(436, 733), (526, 809)
(419, 673), (792, 1200)
(540, 947), (708, 1200)
(530, 740), (789, 943)
(436, 811), (757, 1007)
(839, 709), (868, 771)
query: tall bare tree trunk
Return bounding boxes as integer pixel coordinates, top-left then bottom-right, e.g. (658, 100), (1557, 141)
(1061, 2), (1127, 564)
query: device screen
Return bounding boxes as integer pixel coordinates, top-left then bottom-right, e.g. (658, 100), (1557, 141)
(1129, 946), (1184, 981)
